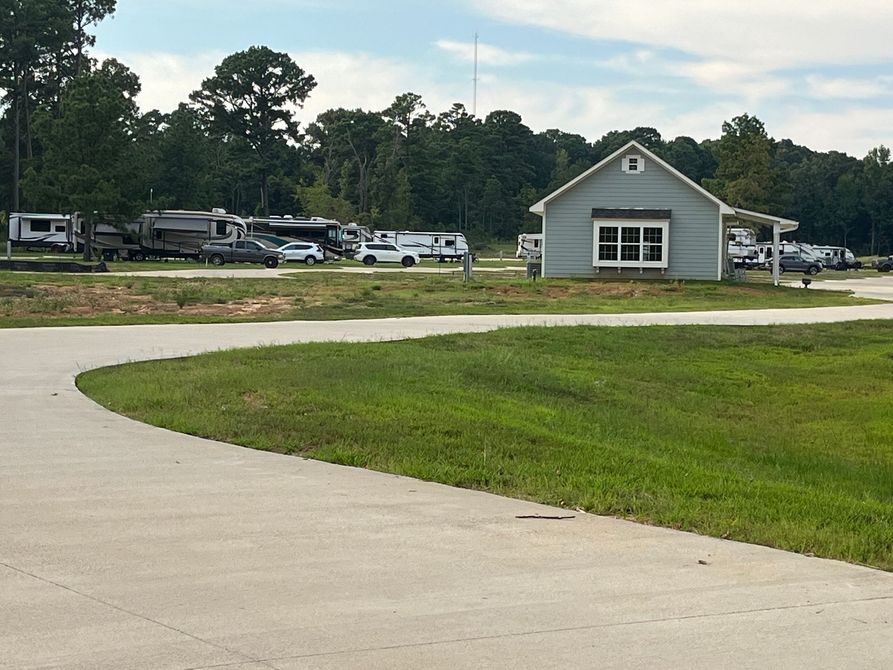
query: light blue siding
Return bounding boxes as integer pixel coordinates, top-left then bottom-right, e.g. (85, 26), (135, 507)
(542, 154), (720, 280)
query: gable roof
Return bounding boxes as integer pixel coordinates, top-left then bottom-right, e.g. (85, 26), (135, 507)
(529, 140), (735, 216)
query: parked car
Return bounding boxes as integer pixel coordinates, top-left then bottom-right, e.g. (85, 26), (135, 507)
(277, 241), (326, 265)
(876, 256), (893, 273)
(352, 242), (421, 267)
(773, 254), (822, 275)
(200, 239), (286, 268)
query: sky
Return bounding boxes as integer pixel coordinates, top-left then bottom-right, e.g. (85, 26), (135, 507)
(94, 0), (893, 157)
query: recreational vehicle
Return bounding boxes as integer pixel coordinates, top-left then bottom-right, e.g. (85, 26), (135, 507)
(74, 209), (246, 260)
(755, 242), (823, 266)
(248, 216), (343, 257)
(373, 230), (469, 261)
(341, 223), (374, 254)
(811, 245), (862, 270)
(727, 227), (758, 266)
(8, 213), (73, 251)
(516, 233), (543, 259)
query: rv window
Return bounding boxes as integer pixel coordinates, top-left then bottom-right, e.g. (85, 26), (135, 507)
(31, 221), (51, 233)
(215, 221), (228, 236)
(434, 237), (439, 244)
(445, 239), (454, 247)
(154, 229), (163, 240)
(55, 225), (66, 233)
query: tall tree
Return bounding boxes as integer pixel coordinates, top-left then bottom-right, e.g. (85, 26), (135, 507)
(704, 114), (787, 213)
(23, 58), (144, 259)
(190, 46), (316, 216)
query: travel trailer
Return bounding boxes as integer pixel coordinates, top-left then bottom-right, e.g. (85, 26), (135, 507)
(811, 245), (862, 270)
(516, 233), (543, 259)
(373, 230), (469, 261)
(755, 241), (823, 266)
(73, 209), (246, 260)
(7, 213), (73, 251)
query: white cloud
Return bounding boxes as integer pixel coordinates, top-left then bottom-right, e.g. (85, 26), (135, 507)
(473, 0), (893, 71)
(95, 50), (222, 113)
(773, 106), (893, 155)
(435, 39), (537, 66)
(805, 75), (893, 100)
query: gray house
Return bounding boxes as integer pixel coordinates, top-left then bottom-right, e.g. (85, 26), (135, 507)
(529, 141), (798, 284)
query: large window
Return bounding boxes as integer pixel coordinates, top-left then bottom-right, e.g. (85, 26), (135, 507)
(593, 220), (668, 269)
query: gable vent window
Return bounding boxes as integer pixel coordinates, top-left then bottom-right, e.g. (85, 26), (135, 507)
(622, 154), (645, 174)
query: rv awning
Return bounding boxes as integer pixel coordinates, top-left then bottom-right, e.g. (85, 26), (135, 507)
(723, 208), (799, 234)
(152, 219), (211, 233)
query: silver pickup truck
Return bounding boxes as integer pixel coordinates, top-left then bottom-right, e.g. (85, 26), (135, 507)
(200, 239), (287, 268)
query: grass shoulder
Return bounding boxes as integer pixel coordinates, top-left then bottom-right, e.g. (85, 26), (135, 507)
(78, 321), (893, 569)
(0, 271), (877, 328)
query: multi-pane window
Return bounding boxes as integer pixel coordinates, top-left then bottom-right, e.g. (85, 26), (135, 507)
(643, 227), (663, 262)
(598, 226), (618, 261)
(592, 221), (668, 268)
(620, 227), (640, 261)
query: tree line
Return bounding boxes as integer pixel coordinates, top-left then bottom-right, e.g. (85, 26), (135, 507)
(2, 2), (892, 253)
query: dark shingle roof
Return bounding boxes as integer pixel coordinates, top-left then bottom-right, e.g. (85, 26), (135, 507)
(591, 208), (671, 219)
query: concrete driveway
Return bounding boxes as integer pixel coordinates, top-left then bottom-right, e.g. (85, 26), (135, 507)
(3, 307), (893, 669)
(784, 274), (893, 301)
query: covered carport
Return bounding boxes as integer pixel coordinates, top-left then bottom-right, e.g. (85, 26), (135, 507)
(722, 208), (800, 286)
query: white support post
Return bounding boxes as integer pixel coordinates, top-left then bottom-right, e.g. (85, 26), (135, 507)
(772, 222), (780, 287)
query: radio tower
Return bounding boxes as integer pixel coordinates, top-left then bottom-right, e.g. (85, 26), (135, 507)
(472, 32), (479, 116)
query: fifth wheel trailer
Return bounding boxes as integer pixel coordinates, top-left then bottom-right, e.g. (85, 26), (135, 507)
(8, 213), (73, 251)
(73, 209), (246, 260)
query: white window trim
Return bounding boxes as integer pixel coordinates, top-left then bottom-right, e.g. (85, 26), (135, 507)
(592, 219), (669, 269)
(622, 154), (645, 174)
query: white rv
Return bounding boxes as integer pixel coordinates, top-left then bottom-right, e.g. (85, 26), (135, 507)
(811, 245), (862, 270)
(73, 209), (246, 260)
(727, 227), (757, 266)
(8, 213), (73, 251)
(374, 230), (469, 261)
(756, 242), (824, 266)
(516, 233), (543, 259)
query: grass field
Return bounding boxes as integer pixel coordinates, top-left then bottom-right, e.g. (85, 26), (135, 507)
(0, 271), (874, 328)
(78, 322), (893, 569)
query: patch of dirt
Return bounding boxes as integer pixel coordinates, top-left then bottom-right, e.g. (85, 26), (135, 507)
(2, 283), (299, 319)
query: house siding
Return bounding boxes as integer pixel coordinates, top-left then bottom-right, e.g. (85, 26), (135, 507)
(542, 154), (720, 280)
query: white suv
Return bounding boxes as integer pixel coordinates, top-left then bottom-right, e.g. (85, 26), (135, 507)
(353, 242), (420, 267)
(277, 241), (326, 265)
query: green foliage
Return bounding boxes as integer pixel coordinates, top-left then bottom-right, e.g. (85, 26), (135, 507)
(189, 46), (316, 215)
(22, 58), (146, 258)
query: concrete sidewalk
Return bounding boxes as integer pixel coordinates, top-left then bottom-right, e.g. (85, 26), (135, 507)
(2, 308), (893, 669)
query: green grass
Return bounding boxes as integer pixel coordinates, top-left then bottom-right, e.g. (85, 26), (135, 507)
(0, 270), (875, 329)
(78, 322), (893, 569)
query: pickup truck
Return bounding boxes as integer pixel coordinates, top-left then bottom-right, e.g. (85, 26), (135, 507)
(201, 239), (287, 268)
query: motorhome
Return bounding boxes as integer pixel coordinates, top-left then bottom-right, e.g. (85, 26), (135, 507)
(248, 216), (343, 256)
(516, 233), (543, 259)
(8, 213), (73, 251)
(373, 230), (469, 261)
(74, 209), (246, 260)
(811, 245), (862, 270)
